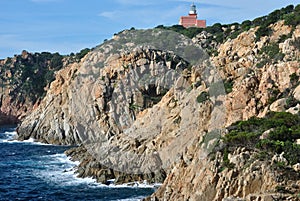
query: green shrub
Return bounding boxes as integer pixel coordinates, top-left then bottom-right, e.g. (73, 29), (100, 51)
(276, 185), (287, 193)
(275, 185), (294, 194)
(215, 32), (225, 43)
(76, 48), (90, 60)
(257, 139), (300, 165)
(129, 103), (142, 111)
(224, 112), (300, 166)
(292, 37), (300, 50)
(256, 59), (268, 68)
(278, 33), (292, 43)
(155, 25), (204, 39)
(260, 43), (280, 58)
(223, 80), (234, 94)
(222, 148), (235, 169)
(267, 86), (281, 104)
(50, 53), (63, 69)
(197, 91), (209, 103)
(228, 30), (241, 40)
(255, 26), (272, 41)
(284, 13), (300, 26)
(285, 96), (299, 108)
(268, 126), (292, 141)
(255, 151), (268, 161)
(241, 20), (252, 31)
(282, 5), (295, 15)
(0, 51), (66, 103)
(206, 23), (222, 34)
(223, 130), (260, 147)
(282, 141), (300, 165)
(252, 16), (267, 27)
(290, 73), (299, 86)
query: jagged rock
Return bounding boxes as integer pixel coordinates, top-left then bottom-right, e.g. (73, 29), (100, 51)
(270, 21), (293, 42)
(222, 197), (244, 201)
(211, 21), (300, 126)
(293, 85), (300, 101)
(293, 163), (300, 172)
(270, 98), (287, 112)
(286, 104), (300, 115)
(17, 42), (212, 184)
(260, 128), (274, 140)
(0, 51), (69, 125)
(146, 21), (300, 200)
(271, 152), (288, 166)
(14, 18), (300, 200)
(148, 142), (300, 201)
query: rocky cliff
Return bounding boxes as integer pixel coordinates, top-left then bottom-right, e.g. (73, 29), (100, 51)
(0, 51), (68, 125)
(0, 48), (91, 126)
(16, 29), (225, 183)
(15, 8), (300, 201)
(146, 20), (300, 201)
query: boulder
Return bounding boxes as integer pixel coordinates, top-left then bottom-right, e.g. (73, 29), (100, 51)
(271, 152), (288, 165)
(293, 163), (300, 172)
(260, 128), (274, 140)
(270, 98), (286, 112)
(293, 85), (300, 101)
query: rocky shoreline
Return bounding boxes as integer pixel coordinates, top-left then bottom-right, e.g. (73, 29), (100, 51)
(65, 146), (166, 185)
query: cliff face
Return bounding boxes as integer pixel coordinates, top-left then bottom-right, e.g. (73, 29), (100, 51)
(147, 22), (300, 200)
(16, 48), (195, 145)
(16, 21), (300, 200)
(217, 21), (300, 124)
(148, 145), (300, 201)
(16, 29), (225, 183)
(16, 60), (81, 144)
(0, 51), (67, 125)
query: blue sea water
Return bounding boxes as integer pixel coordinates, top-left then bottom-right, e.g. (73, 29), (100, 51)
(0, 127), (155, 201)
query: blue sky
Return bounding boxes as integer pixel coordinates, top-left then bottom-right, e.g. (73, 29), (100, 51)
(0, 0), (300, 59)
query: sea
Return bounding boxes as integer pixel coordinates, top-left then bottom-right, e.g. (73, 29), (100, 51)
(0, 126), (155, 201)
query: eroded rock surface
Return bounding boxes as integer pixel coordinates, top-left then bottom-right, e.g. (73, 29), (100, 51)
(16, 21), (300, 200)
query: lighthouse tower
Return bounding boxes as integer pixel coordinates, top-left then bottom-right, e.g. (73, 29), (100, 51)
(189, 3), (197, 15)
(179, 3), (206, 28)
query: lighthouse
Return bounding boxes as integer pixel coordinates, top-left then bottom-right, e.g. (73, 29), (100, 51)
(189, 3), (197, 15)
(179, 3), (206, 28)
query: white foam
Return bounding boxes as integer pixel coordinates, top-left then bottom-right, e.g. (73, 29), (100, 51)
(0, 130), (17, 142)
(115, 197), (147, 201)
(0, 129), (47, 145)
(35, 153), (160, 190)
(46, 154), (80, 166)
(4, 131), (17, 135)
(109, 181), (161, 189)
(34, 153), (103, 188)
(2, 138), (53, 146)
(1, 133), (159, 190)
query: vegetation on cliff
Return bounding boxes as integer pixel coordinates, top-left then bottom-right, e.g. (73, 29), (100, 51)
(0, 51), (64, 103)
(160, 4), (299, 39)
(223, 112), (300, 166)
(156, 4), (300, 56)
(7, 3), (300, 200)
(217, 112), (300, 198)
(0, 48), (91, 125)
(0, 48), (91, 104)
